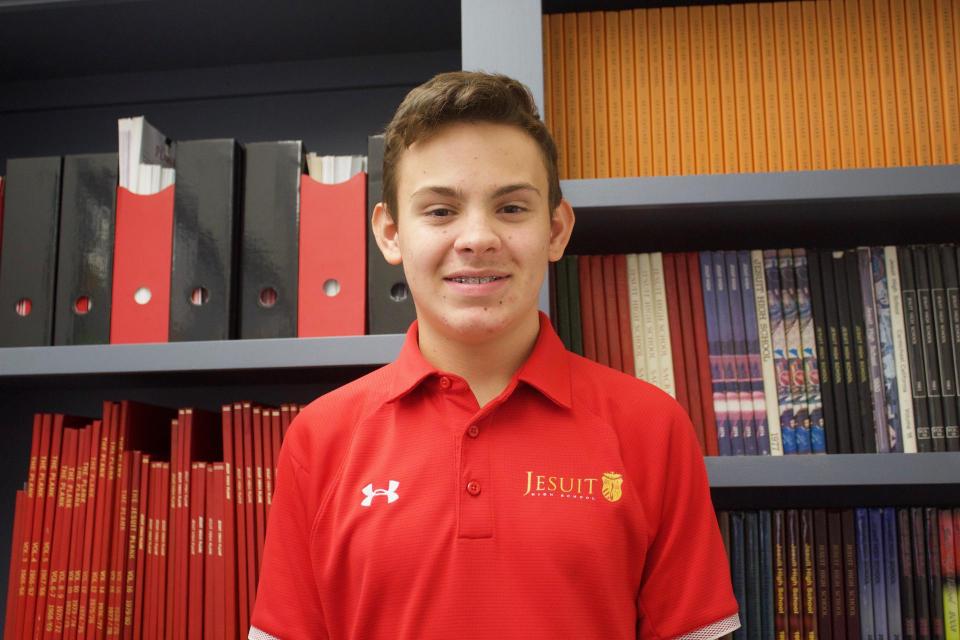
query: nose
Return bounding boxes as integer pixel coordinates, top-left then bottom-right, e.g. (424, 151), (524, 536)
(452, 209), (501, 255)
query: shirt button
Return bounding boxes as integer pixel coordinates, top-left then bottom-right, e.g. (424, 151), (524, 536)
(439, 376), (451, 389)
(467, 424), (480, 438)
(466, 480), (481, 496)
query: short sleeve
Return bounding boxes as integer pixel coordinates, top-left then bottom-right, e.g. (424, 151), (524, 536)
(249, 441), (329, 640)
(635, 410), (740, 640)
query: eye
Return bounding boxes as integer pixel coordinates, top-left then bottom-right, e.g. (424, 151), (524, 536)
(500, 204), (528, 214)
(426, 208), (453, 218)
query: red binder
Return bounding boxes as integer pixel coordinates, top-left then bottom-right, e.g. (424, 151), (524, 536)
(110, 186), (175, 344)
(298, 172), (367, 337)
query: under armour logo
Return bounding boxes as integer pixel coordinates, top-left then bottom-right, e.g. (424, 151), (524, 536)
(360, 480), (400, 507)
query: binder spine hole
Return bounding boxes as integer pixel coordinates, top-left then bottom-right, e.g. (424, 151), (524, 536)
(323, 279), (341, 297)
(15, 298), (32, 317)
(389, 282), (409, 303)
(73, 296), (92, 315)
(134, 287), (152, 305)
(259, 287), (278, 308)
(190, 287), (210, 306)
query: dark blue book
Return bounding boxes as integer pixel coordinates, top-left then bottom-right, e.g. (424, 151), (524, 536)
(857, 508), (877, 640)
(701, 251), (732, 456)
(731, 511), (748, 639)
(765, 250), (795, 455)
(716, 251), (745, 455)
(780, 249), (809, 454)
(759, 510), (776, 639)
(794, 248), (826, 453)
(858, 247), (891, 452)
(883, 508), (903, 640)
(740, 250), (771, 455)
(870, 508), (889, 640)
(871, 247), (906, 453)
(745, 511), (762, 640)
(727, 251), (758, 455)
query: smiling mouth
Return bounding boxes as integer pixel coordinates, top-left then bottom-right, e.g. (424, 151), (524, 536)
(445, 276), (508, 284)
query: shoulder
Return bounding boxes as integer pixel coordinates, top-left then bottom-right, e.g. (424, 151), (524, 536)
(565, 352), (701, 474)
(280, 363), (395, 472)
(567, 352), (687, 432)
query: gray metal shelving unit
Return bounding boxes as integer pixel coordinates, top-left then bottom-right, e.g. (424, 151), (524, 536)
(0, 0), (958, 624)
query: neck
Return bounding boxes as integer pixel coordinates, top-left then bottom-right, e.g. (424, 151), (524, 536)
(417, 312), (541, 407)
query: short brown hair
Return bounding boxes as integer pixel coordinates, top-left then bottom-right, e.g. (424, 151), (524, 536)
(382, 71), (562, 220)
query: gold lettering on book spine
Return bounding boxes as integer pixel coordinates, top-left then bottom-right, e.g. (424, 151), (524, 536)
(601, 472), (623, 502)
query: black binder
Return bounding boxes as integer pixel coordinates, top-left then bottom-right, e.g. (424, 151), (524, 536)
(54, 153), (118, 346)
(0, 156), (63, 347)
(238, 141), (301, 339)
(170, 139), (243, 342)
(366, 134), (416, 335)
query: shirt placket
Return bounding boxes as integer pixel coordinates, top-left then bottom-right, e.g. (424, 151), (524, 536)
(438, 375), (516, 540)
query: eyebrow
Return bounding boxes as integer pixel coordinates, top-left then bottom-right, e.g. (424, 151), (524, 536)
(409, 183), (541, 201)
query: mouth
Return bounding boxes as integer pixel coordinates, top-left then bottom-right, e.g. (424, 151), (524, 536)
(444, 275), (509, 284)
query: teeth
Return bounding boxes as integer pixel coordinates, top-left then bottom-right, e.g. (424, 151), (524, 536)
(451, 276), (502, 284)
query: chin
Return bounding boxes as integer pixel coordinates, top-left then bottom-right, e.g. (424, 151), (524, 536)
(437, 308), (520, 340)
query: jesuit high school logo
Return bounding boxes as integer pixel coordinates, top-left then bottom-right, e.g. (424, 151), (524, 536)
(523, 471), (624, 503)
(601, 472), (623, 502)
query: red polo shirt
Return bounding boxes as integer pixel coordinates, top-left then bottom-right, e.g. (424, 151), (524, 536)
(250, 313), (739, 640)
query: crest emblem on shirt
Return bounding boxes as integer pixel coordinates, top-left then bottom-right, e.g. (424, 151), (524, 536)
(601, 472), (623, 503)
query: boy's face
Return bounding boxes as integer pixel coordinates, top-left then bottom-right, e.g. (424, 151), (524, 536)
(372, 121), (574, 345)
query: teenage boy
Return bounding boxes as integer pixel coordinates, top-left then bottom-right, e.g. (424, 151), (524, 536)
(251, 71), (740, 640)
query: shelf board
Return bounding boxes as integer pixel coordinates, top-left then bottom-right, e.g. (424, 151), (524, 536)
(707, 452), (960, 509)
(706, 452), (960, 488)
(560, 165), (960, 254)
(562, 165), (960, 210)
(0, 334), (406, 378)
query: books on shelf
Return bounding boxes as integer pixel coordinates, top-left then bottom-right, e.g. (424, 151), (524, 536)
(717, 505), (960, 640)
(553, 243), (960, 456)
(1, 401), (304, 639)
(543, 0), (960, 178)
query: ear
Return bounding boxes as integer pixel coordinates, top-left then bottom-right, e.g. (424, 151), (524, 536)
(371, 202), (402, 266)
(547, 198), (575, 262)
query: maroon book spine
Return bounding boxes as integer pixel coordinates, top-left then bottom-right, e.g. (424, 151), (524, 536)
(663, 252), (691, 415)
(828, 510), (847, 640)
(688, 251), (720, 455)
(591, 254), (611, 366)
(615, 254), (636, 376)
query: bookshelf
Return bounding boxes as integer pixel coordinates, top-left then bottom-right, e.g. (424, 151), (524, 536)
(464, 0), (960, 501)
(1, 0), (959, 629)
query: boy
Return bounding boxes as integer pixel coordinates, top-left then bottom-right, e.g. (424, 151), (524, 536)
(251, 71), (740, 640)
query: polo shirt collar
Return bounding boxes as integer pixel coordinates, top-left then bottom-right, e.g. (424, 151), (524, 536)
(386, 312), (572, 408)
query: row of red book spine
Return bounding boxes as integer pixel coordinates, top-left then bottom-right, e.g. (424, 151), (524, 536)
(2, 400), (303, 639)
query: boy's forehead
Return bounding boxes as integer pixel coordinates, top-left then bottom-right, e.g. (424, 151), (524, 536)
(397, 121), (548, 197)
